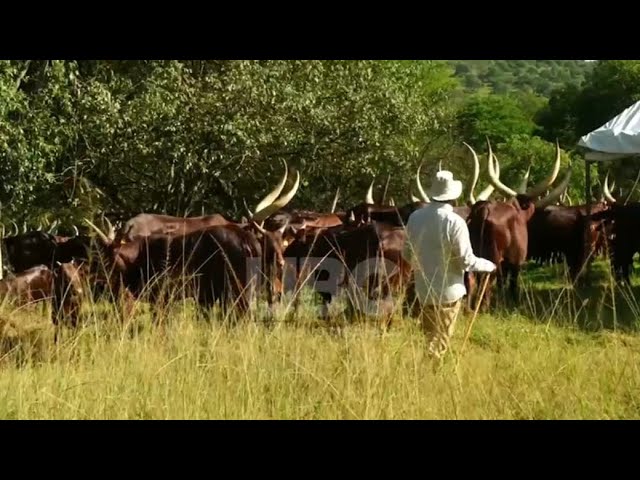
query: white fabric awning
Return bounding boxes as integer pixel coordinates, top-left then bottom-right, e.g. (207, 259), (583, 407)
(579, 100), (640, 160)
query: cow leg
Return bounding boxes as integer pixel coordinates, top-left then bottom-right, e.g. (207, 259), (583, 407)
(612, 250), (632, 284)
(506, 263), (521, 304)
(319, 292), (332, 320)
(464, 272), (476, 313)
(150, 287), (171, 327)
(120, 288), (137, 323)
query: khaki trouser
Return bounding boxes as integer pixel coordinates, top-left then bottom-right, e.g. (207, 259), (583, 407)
(418, 300), (462, 360)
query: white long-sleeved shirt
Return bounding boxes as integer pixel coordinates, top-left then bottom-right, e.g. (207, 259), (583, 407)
(402, 202), (496, 305)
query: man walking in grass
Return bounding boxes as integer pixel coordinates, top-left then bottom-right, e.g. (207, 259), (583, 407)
(402, 170), (496, 362)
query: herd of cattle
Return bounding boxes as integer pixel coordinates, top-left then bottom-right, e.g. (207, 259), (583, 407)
(0, 140), (638, 336)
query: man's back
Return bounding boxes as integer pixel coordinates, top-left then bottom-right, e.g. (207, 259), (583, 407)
(404, 202), (465, 305)
(404, 201), (495, 306)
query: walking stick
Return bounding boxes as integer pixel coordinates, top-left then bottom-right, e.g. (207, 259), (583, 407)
(458, 272), (492, 359)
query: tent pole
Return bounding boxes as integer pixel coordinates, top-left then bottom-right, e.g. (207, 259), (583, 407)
(585, 159), (593, 282)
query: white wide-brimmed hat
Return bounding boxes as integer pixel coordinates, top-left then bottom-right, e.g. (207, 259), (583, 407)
(428, 170), (463, 202)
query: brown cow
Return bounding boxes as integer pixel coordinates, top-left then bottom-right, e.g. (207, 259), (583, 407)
(526, 201), (612, 283)
(0, 265), (54, 305)
(85, 221), (288, 321)
(590, 201), (640, 284)
(283, 222), (411, 321)
(466, 140), (571, 306)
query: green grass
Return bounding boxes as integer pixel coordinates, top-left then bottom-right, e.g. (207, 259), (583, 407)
(1, 260), (640, 419)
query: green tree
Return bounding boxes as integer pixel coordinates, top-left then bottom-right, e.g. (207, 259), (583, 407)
(539, 60), (640, 147)
(455, 93), (537, 148)
(0, 60), (463, 227)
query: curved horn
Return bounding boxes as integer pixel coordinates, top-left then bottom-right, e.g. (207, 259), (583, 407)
(389, 197), (396, 207)
(102, 215), (115, 240)
(603, 171), (616, 203)
(517, 165), (532, 194)
(535, 167), (573, 209)
(526, 140), (561, 198)
(253, 160), (289, 216)
(416, 163), (430, 203)
(486, 139), (517, 198)
(72, 225), (79, 237)
(331, 187), (340, 213)
(476, 154), (499, 202)
(10, 221), (18, 237)
(242, 198), (254, 220)
(49, 219), (60, 234)
(365, 180), (374, 205)
(84, 218), (111, 244)
(410, 192), (421, 203)
(252, 169), (301, 223)
(463, 142), (480, 205)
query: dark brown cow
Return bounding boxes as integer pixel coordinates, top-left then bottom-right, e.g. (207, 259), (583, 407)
(591, 202), (640, 284)
(3, 232), (58, 274)
(2, 226), (91, 275)
(283, 222), (411, 320)
(85, 222), (287, 319)
(466, 140), (570, 305)
(526, 201), (612, 282)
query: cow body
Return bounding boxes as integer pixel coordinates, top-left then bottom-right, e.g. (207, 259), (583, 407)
(527, 203), (611, 282)
(2, 231), (92, 275)
(92, 224), (286, 318)
(3, 232), (57, 274)
(467, 195), (535, 303)
(592, 203), (640, 283)
(0, 265), (54, 304)
(283, 222), (411, 318)
(116, 213), (232, 243)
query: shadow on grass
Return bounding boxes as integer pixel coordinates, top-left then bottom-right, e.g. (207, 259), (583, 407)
(493, 259), (640, 333)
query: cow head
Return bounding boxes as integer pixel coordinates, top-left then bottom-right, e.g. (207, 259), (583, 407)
(248, 222), (288, 299)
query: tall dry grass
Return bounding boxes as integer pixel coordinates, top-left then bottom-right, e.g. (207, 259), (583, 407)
(1, 260), (640, 419)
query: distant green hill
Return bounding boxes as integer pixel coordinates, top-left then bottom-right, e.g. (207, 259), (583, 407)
(449, 60), (594, 97)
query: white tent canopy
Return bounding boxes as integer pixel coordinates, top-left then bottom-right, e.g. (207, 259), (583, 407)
(579, 100), (640, 161)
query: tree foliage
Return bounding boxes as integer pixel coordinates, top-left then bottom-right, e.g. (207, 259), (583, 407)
(538, 60), (640, 146)
(2, 59), (637, 229)
(455, 93), (538, 147)
(0, 60), (461, 228)
(449, 60), (593, 97)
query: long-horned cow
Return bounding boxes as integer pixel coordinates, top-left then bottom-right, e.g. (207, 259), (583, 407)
(466, 139), (571, 305)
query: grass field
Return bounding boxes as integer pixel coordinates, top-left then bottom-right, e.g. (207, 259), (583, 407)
(1, 260), (640, 419)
